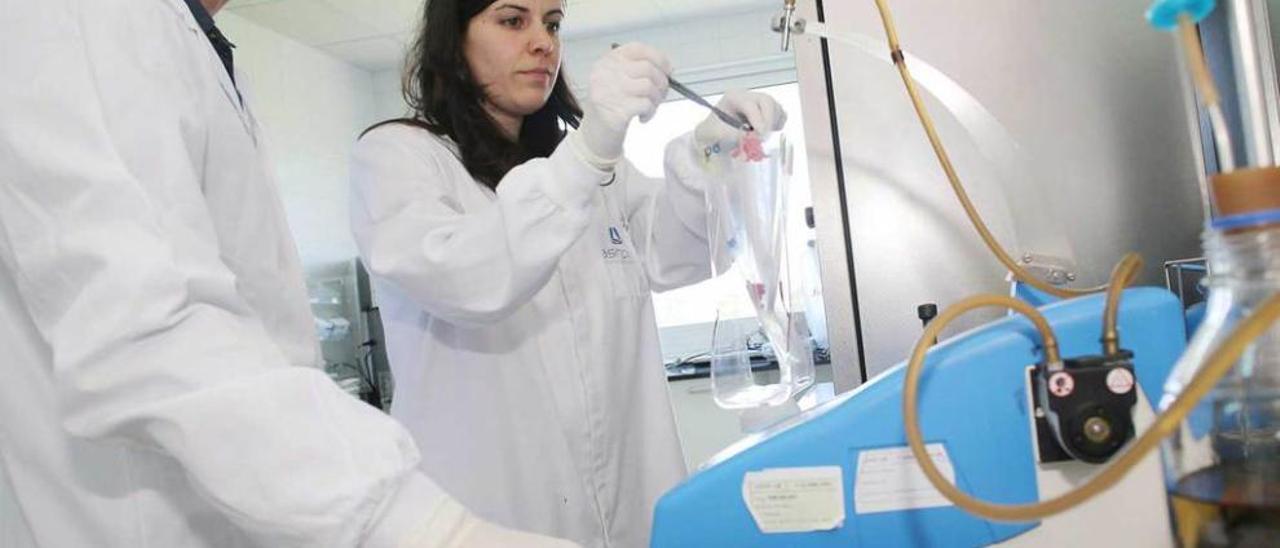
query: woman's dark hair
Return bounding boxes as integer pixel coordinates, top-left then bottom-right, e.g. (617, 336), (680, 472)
(365, 0), (583, 189)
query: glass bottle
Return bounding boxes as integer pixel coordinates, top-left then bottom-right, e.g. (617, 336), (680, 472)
(1161, 226), (1280, 547)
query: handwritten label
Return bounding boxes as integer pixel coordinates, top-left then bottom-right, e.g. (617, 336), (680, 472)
(742, 466), (845, 533)
(854, 444), (956, 514)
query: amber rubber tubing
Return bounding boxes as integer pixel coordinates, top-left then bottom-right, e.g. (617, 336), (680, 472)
(1177, 14), (1236, 172)
(901, 291), (1280, 522)
(868, 0), (1130, 299)
(1177, 14), (1220, 106)
(1102, 254), (1145, 355)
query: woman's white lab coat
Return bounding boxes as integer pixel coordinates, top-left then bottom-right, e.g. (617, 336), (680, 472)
(0, 1), (448, 546)
(350, 123), (718, 548)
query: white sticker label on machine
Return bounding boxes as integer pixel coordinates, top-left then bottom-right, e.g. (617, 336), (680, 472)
(854, 444), (956, 514)
(741, 466), (845, 533)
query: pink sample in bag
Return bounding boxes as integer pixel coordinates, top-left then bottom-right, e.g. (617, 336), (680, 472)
(731, 132), (767, 162)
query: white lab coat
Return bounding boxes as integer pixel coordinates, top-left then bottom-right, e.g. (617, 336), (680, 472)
(350, 124), (717, 548)
(0, 1), (448, 546)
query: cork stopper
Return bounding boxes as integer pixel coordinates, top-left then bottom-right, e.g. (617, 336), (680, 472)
(1211, 166), (1280, 231)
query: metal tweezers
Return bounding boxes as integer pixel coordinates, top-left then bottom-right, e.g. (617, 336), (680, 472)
(610, 43), (753, 132)
(667, 78), (754, 132)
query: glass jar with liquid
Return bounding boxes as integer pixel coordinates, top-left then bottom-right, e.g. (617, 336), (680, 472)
(1161, 223), (1280, 547)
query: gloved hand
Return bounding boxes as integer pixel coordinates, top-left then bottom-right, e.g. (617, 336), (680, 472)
(571, 42), (672, 169)
(402, 498), (581, 548)
(693, 90), (788, 155)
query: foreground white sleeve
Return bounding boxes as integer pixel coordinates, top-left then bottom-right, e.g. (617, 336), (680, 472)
(350, 125), (609, 326)
(0, 3), (446, 546)
(387, 495), (578, 548)
(622, 133), (723, 292)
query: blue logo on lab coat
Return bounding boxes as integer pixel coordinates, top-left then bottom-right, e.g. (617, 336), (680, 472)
(608, 226), (624, 245)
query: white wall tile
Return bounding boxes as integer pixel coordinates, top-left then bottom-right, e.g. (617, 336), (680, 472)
(328, 0), (423, 35)
(229, 0), (382, 45)
(322, 37), (410, 73)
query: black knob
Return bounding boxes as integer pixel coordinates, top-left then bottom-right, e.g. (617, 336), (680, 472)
(804, 207), (815, 229)
(917, 303), (938, 327)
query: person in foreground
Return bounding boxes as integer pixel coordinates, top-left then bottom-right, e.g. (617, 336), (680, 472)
(0, 0), (576, 545)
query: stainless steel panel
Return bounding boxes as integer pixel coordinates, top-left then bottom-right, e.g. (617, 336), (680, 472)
(793, 0), (864, 392)
(1228, 0), (1280, 165)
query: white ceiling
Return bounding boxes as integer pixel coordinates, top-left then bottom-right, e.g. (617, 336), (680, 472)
(227, 0), (777, 72)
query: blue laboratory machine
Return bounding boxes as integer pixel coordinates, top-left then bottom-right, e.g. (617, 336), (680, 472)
(653, 0), (1280, 546)
(652, 290), (1182, 546)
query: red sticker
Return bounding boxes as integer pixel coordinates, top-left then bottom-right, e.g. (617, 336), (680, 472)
(1048, 372), (1074, 398)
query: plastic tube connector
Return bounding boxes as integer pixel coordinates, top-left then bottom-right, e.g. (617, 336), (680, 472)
(1146, 0), (1217, 30)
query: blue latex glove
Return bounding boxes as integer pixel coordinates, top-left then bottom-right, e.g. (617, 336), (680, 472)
(1146, 0), (1216, 30)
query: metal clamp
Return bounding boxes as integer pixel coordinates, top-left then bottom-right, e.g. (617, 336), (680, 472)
(770, 0), (806, 52)
(1019, 253), (1078, 286)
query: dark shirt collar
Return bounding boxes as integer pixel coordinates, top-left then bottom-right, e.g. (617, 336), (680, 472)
(182, 0), (217, 34)
(180, 0), (238, 90)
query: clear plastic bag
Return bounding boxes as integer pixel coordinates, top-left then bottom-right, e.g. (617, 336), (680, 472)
(705, 137), (815, 409)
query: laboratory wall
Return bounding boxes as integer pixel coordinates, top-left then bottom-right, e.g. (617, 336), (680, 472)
(797, 1), (1207, 382)
(219, 12), (380, 278)
(373, 67), (409, 120)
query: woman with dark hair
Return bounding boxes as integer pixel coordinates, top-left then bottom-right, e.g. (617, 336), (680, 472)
(349, 0), (786, 546)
